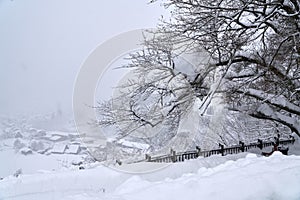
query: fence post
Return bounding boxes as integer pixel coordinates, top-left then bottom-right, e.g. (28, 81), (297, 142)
(274, 136), (279, 145)
(290, 135), (295, 144)
(239, 141), (245, 152)
(219, 143), (224, 156)
(145, 154), (151, 162)
(196, 146), (201, 156)
(171, 149), (177, 162)
(257, 139), (263, 149)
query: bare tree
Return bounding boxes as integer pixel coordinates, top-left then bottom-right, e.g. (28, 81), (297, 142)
(96, 38), (197, 148)
(154, 0), (300, 136)
(96, 0), (300, 149)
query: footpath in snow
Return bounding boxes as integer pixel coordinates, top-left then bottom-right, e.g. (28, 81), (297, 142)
(0, 152), (300, 200)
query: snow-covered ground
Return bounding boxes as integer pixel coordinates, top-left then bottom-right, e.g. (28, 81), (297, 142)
(0, 115), (95, 178)
(0, 152), (300, 200)
(1, 115), (300, 199)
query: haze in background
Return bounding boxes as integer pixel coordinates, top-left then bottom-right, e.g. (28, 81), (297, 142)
(0, 0), (167, 117)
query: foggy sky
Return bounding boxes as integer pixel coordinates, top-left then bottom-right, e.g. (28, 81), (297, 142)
(0, 0), (166, 116)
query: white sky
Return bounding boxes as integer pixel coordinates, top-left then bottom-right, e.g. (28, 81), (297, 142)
(0, 0), (167, 116)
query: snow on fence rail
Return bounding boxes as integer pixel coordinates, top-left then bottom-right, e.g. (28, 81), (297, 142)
(145, 135), (295, 163)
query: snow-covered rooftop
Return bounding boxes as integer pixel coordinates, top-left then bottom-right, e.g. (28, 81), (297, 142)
(118, 139), (150, 150)
(51, 144), (67, 154)
(65, 144), (80, 154)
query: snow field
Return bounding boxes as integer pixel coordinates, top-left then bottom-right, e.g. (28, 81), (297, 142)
(0, 152), (300, 200)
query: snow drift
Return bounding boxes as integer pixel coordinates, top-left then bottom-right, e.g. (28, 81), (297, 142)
(0, 152), (300, 200)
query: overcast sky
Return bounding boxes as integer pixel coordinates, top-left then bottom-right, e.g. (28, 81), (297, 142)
(0, 0), (167, 116)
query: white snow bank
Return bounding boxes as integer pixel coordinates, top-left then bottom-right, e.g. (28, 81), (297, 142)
(0, 149), (84, 178)
(118, 139), (150, 150)
(0, 152), (300, 200)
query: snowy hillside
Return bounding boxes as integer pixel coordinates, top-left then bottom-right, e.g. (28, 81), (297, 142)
(1, 152), (300, 200)
(1, 115), (300, 199)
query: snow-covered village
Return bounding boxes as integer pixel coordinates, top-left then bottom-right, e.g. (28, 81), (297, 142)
(1, 0), (300, 199)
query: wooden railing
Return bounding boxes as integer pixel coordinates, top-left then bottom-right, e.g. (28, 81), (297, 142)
(145, 135), (295, 163)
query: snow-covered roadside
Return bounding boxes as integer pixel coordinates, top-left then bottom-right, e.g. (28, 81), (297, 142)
(1, 152), (300, 200)
(0, 149), (86, 178)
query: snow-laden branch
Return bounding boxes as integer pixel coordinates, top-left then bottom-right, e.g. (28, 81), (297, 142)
(252, 103), (300, 136)
(242, 88), (300, 115)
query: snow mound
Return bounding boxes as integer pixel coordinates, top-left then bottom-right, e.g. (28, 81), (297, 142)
(19, 147), (32, 155)
(0, 153), (300, 200)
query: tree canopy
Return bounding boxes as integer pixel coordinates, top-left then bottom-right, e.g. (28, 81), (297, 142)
(97, 0), (300, 147)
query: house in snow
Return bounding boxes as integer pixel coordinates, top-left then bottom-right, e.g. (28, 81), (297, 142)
(51, 144), (67, 154)
(65, 144), (81, 154)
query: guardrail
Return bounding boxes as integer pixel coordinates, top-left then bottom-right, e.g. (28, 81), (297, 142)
(145, 135), (295, 163)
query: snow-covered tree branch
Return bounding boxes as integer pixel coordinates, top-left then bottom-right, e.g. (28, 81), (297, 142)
(95, 0), (300, 146)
